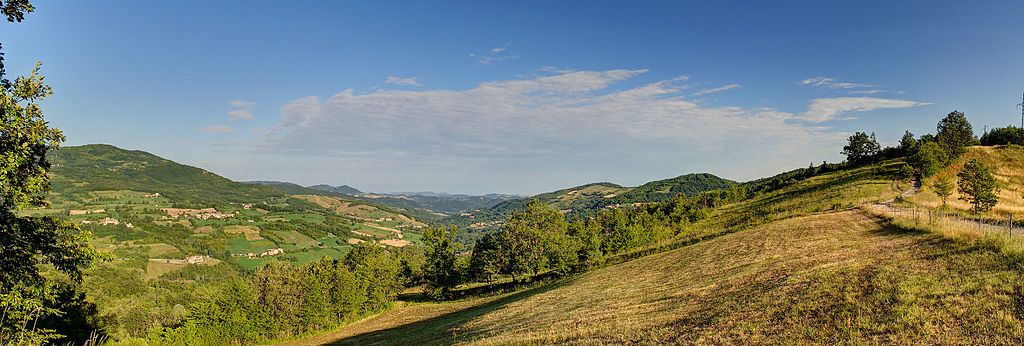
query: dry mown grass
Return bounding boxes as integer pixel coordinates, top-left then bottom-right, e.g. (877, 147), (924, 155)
(288, 210), (1024, 345)
(285, 150), (1024, 345)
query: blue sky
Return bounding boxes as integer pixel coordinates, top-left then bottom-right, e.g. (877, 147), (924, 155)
(4, 1), (1023, 194)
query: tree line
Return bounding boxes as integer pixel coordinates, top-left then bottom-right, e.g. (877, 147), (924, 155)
(842, 110), (1008, 216)
(420, 189), (737, 298)
(152, 244), (417, 345)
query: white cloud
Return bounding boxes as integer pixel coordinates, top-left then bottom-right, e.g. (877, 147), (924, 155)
(227, 99), (255, 120)
(800, 76), (876, 89)
(692, 83), (742, 96)
(230, 100), (255, 108)
(848, 89), (884, 95)
(799, 97), (928, 123)
(201, 125), (234, 134)
(475, 44), (518, 65)
(384, 76), (422, 87)
(252, 70), (877, 183)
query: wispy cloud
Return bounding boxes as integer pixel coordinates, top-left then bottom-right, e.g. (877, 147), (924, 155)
(800, 76), (876, 90)
(472, 44), (518, 65)
(692, 83), (741, 96)
(384, 76), (422, 87)
(201, 125), (234, 134)
(799, 97), (928, 122)
(848, 89), (884, 95)
(227, 99), (255, 120)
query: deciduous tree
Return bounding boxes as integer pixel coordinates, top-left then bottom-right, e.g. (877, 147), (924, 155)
(842, 132), (881, 164)
(422, 226), (463, 298)
(936, 110), (976, 162)
(957, 159), (1000, 214)
(1, 1), (99, 343)
(932, 176), (953, 208)
(909, 141), (947, 177)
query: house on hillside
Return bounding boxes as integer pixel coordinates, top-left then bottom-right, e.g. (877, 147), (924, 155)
(186, 255), (209, 264)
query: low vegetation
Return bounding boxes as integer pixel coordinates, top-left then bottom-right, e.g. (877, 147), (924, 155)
(5, 5), (1023, 342)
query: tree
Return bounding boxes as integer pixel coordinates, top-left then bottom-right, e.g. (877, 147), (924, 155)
(979, 126), (1024, 146)
(932, 176), (953, 208)
(498, 200), (568, 281)
(909, 141), (948, 177)
(957, 159), (1000, 215)
(1, 1), (99, 343)
(936, 110), (976, 162)
(422, 226), (463, 298)
(468, 233), (506, 282)
(567, 218), (603, 272)
(842, 132), (881, 164)
(899, 130), (918, 155)
(896, 163), (915, 181)
(342, 244), (403, 311)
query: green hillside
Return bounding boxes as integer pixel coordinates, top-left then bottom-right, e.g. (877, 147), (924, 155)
(291, 148), (1024, 345)
(50, 144), (285, 207)
(304, 210), (1024, 345)
(352, 192), (518, 216)
(308, 184), (362, 195)
(247, 180), (333, 196)
(442, 173), (736, 241)
(22, 144), (433, 342)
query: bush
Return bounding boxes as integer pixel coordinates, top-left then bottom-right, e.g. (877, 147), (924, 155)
(980, 126), (1024, 146)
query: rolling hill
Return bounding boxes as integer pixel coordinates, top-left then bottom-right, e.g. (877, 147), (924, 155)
(909, 145), (1024, 215)
(49, 144), (285, 207)
(37, 144), (430, 270)
(309, 184), (362, 195)
(289, 146), (1024, 345)
(251, 182), (516, 220)
(356, 192), (520, 215)
(441, 173), (736, 238)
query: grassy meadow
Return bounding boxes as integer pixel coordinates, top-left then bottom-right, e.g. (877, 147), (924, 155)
(286, 147), (1024, 345)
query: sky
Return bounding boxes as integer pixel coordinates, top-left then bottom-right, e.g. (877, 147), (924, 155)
(3, 1), (1023, 195)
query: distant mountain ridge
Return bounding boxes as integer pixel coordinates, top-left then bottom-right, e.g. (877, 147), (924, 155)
(308, 184), (362, 195)
(440, 173), (737, 232)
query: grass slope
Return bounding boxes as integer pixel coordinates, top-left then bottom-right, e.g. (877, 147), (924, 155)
(290, 151), (1024, 345)
(910, 145), (1024, 217)
(294, 210), (1024, 345)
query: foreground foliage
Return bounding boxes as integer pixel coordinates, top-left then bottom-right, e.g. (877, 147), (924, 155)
(1, 2), (100, 343)
(151, 244), (409, 345)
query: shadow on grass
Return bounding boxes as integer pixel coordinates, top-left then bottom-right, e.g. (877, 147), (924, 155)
(398, 271), (563, 303)
(327, 280), (568, 346)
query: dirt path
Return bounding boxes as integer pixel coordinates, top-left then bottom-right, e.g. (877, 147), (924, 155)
(903, 177), (922, 197)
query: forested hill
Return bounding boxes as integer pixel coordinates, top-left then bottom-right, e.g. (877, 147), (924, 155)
(246, 180), (347, 197)
(308, 184), (362, 195)
(441, 173), (736, 233)
(49, 144), (285, 206)
(354, 192), (520, 215)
